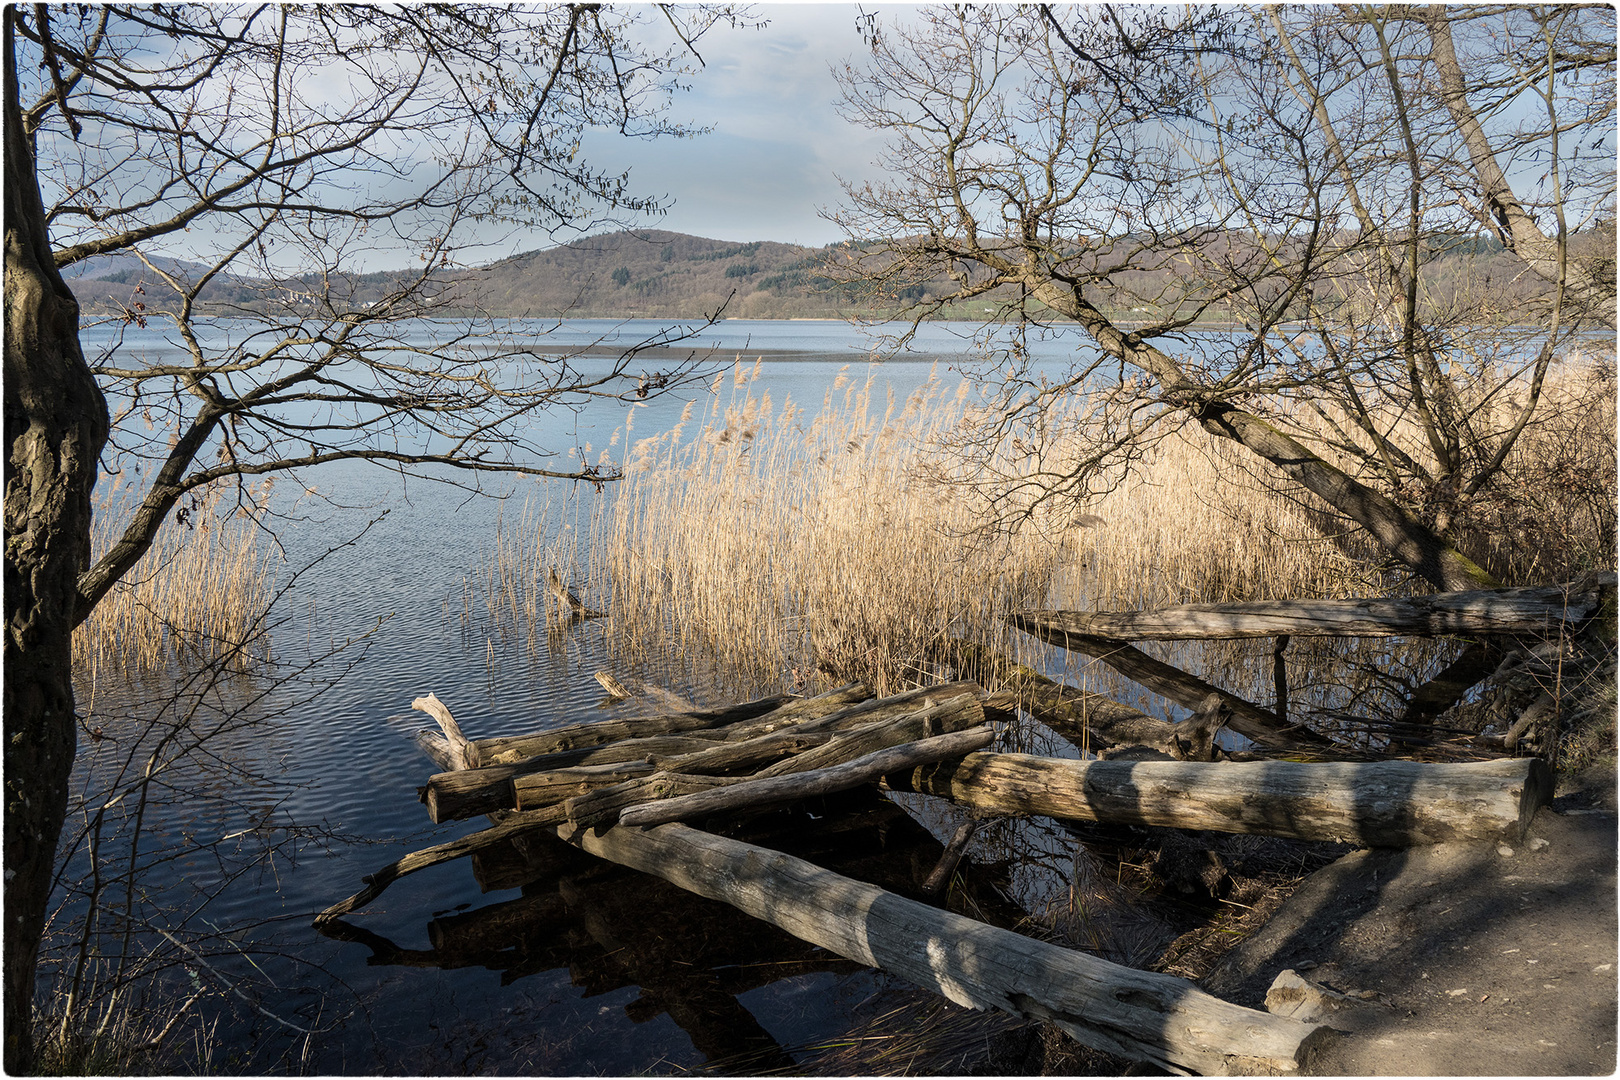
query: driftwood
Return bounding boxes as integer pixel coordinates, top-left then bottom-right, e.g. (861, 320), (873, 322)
(1007, 623), (1329, 749)
(422, 735), (728, 822)
(618, 725), (998, 828)
(1397, 639), (1501, 726)
(1015, 577), (1614, 641)
(414, 693), (478, 770)
(1096, 693), (1230, 762)
(889, 754), (1554, 846)
(554, 820), (1330, 1074)
(940, 636), (1256, 760)
(710, 681), (981, 744)
(547, 567), (603, 619)
(561, 694), (987, 827)
(921, 819), (983, 899)
(471, 691), (805, 762)
(422, 684), (978, 822)
(594, 671), (632, 698)
(314, 807), (571, 924)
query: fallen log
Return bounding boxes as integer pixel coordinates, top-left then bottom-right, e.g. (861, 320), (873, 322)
(554, 820), (1330, 1074)
(470, 691), (804, 762)
(314, 806), (571, 924)
(710, 681), (981, 744)
(750, 692), (985, 777)
(548, 567), (603, 620)
(1093, 693), (1229, 762)
(559, 695), (987, 827)
(1007, 623), (1330, 749)
(617, 725), (999, 828)
(1014, 577), (1614, 641)
(921, 819), (983, 900)
(422, 735), (727, 823)
(424, 687), (981, 823)
(414, 693), (478, 770)
(501, 762), (658, 806)
(888, 754), (1554, 846)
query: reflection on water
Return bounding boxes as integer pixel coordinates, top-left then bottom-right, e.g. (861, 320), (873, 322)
(315, 789), (1028, 1075)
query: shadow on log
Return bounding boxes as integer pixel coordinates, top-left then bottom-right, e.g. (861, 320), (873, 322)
(556, 819), (1330, 1074)
(888, 754), (1554, 846)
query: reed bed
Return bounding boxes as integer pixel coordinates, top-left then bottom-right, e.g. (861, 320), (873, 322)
(591, 362), (1064, 696)
(480, 350), (1613, 715)
(73, 484), (275, 681)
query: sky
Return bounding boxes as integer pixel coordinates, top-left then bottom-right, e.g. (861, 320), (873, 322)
(536, 4), (889, 253)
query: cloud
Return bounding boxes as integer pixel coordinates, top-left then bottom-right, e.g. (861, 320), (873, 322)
(541, 4), (895, 249)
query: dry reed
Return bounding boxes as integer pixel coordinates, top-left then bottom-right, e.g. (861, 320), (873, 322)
(481, 351), (1613, 711)
(73, 484), (275, 680)
(588, 362), (1065, 696)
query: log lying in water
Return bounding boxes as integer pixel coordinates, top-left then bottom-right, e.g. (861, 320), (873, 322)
(1013, 577), (1614, 642)
(470, 691), (805, 762)
(618, 725), (998, 828)
(1007, 623), (1330, 749)
(559, 693), (987, 827)
(314, 806), (571, 924)
(423, 682), (980, 822)
(555, 820), (1330, 1075)
(889, 754), (1554, 846)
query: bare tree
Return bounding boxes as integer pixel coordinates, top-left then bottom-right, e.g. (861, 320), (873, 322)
(5, 4), (746, 1068)
(828, 5), (1614, 591)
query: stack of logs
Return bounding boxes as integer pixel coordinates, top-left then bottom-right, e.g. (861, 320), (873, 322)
(316, 675), (1556, 1075)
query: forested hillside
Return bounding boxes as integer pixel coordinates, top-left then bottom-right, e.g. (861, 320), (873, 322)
(63, 226), (1609, 324)
(461, 230), (858, 318)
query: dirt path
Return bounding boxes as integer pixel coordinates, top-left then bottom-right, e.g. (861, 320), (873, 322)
(1202, 765), (1617, 1075)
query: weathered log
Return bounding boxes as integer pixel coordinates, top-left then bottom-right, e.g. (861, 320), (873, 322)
(554, 820), (1330, 1074)
(750, 692), (985, 777)
(548, 567), (603, 619)
(1096, 693), (1229, 762)
(427, 691), (985, 823)
(422, 735), (727, 823)
(559, 695), (987, 828)
(549, 771), (732, 825)
(1008, 623), (1329, 749)
(424, 685), (930, 822)
(499, 762), (658, 809)
(1398, 639), (1501, 726)
(711, 681), (980, 745)
(921, 819), (983, 900)
(889, 754), (1554, 846)
(618, 725), (999, 828)
(1014, 577), (1614, 642)
(470, 693), (796, 762)
(314, 806), (571, 924)
(594, 671), (631, 699)
(414, 693), (478, 770)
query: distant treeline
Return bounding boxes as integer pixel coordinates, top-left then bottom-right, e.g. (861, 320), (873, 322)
(63, 226), (1606, 324)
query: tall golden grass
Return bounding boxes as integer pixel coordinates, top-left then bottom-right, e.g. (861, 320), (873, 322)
(73, 484), (274, 681)
(483, 355), (1615, 706)
(589, 363), (1062, 695)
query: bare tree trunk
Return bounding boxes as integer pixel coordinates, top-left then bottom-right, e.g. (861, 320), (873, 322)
(3, 11), (110, 1068)
(1024, 282), (1500, 593)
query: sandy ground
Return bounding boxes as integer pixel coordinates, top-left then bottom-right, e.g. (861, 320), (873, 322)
(1202, 764), (1618, 1076)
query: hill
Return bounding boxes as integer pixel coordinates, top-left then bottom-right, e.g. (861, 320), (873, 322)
(62, 225), (1597, 325)
(458, 230), (860, 319)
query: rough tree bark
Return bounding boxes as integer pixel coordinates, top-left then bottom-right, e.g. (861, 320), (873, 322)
(3, 9), (110, 1069)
